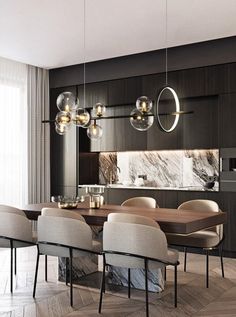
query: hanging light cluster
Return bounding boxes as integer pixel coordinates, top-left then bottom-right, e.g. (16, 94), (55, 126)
(54, 91), (156, 138)
(55, 92), (106, 139)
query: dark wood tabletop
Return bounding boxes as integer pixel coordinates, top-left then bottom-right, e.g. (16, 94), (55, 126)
(22, 202), (227, 235)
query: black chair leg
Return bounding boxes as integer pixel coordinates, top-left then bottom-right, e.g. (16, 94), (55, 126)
(66, 258), (68, 285)
(98, 254), (106, 314)
(45, 255), (48, 282)
(69, 249), (73, 307)
(144, 259), (149, 317)
(128, 268), (131, 298)
(10, 241), (13, 293)
(219, 244), (225, 278)
(184, 247), (187, 272)
(206, 250), (209, 288)
(33, 249), (40, 298)
(174, 265), (177, 308)
(164, 267), (166, 281)
(14, 248), (17, 275)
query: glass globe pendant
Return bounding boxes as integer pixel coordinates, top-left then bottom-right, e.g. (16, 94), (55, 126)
(56, 92), (78, 112)
(72, 108), (90, 127)
(93, 103), (106, 117)
(87, 120), (103, 139)
(130, 108), (154, 131)
(55, 122), (70, 135)
(136, 96), (153, 113)
(55, 111), (71, 125)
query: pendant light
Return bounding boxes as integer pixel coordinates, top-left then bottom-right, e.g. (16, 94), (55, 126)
(87, 120), (103, 139)
(84, 0), (103, 138)
(73, 0), (90, 128)
(130, 109), (154, 131)
(56, 91), (77, 112)
(156, 0), (180, 133)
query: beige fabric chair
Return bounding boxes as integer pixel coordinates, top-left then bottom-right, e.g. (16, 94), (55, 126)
(108, 212), (160, 228)
(121, 197), (158, 208)
(41, 207), (86, 222)
(0, 207), (34, 293)
(99, 221), (179, 317)
(166, 199), (224, 288)
(33, 208), (102, 306)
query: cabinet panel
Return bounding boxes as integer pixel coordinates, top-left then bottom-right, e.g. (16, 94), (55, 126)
(181, 95), (218, 149)
(108, 79), (125, 105)
(106, 188), (178, 208)
(124, 77), (142, 105)
(219, 93), (236, 148)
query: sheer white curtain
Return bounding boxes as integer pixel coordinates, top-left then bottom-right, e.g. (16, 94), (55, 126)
(0, 57), (28, 207)
(27, 65), (50, 204)
(0, 57), (50, 207)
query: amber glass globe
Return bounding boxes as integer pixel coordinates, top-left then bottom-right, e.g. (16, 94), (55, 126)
(136, 96), (153, 113)
(130, 109), (154, 131)
(55, 111), (71, 125)
(72, 108), (90, 127)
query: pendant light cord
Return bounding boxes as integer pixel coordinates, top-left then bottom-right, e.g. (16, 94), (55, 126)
(83, 0), (86, 109)
(165, 0), (168, 86)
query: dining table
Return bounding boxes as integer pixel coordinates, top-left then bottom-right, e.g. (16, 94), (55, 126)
(22, 201), (227, 293)
(22, 201), (227, 234)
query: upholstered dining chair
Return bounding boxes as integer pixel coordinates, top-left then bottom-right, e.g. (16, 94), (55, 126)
(121, 197), (158, 208)
(41, 208), (87, 283)
(99, 220), (179, 317)
(107, 212), (160, 298)
(166, 199), (224, 288)
(33, 208), (102, 306)
(0, 207), (35, 293)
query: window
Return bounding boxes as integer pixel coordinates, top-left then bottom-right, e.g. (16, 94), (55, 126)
(0, 58), (27, 207)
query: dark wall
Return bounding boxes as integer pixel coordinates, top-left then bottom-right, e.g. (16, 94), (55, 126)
(49, 36), (236, 255)
(50, 36), (236, 88)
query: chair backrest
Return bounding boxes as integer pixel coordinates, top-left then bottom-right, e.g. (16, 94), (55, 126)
(178, 199), (223, 239)
(121, 197), (158, 208)
(103, 221), (169, 269)
(108, 212), (160, 228)
(0, 204), (26, 217)
(41, 207), (86, 222)
(0, 212), (32, 248)
(37, 215), (92, 257)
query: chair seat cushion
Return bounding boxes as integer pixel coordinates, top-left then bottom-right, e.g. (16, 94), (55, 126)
(166, 230), (220, 248)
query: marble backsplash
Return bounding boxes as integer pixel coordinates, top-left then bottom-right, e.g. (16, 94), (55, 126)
(99, 149), (219, 190)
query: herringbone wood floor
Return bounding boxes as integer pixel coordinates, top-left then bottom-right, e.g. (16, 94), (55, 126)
(0, 246), (236, 317)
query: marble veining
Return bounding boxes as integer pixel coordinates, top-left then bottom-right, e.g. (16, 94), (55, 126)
(99, 149), (219, 190)
(107, 266), (164, 292)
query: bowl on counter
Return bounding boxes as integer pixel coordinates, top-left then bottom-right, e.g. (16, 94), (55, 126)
(51, 196), (85, 209)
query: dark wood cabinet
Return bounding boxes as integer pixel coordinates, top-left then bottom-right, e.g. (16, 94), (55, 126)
(181, 95), (219, 149)
(219, 93), (236, 148)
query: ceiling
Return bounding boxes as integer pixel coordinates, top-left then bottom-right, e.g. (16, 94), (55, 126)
(0, 0), (236, 69)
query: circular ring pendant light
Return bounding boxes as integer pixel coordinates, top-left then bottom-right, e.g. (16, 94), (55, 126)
(155, 0), (181, 133)
(156, 86), (180, 133)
